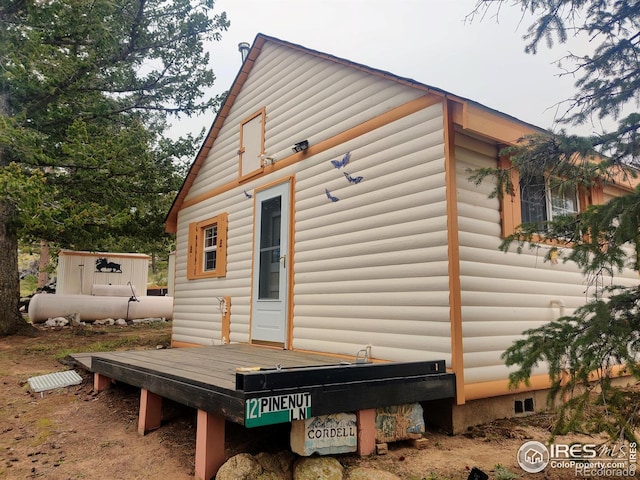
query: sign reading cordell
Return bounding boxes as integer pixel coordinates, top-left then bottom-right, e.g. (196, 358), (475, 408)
(245, 392), (311, 428)
(290, 413), (358, 456)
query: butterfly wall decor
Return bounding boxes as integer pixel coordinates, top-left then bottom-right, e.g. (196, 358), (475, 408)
(343, 172), (364, 184)
(325, 189), (339, 202)
(331, 152), (351, 169)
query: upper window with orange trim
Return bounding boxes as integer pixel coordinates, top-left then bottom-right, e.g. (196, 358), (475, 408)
(239, 108), (266, 180)
(500, 159), (601, 238)
(187, 213), (228, 279)
(519, 174), (580, 231)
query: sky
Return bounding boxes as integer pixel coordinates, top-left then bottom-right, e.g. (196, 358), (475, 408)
(171, 0), (600, 139)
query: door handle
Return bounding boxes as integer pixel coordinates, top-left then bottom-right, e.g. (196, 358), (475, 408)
(280, 254), (286, 269)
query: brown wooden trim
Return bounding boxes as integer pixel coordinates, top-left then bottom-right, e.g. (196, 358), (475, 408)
(248, 176), (294, 348)
(221, 296), (231, 344)
(466, 364), (633, 400)
(171, 340), (205, 348)
(287, 176), (296, 349)
(250, 339), (285, 349)
(451, 100), (541, 144)
(187, 212), (228, 280)
(444, 99), (465, 406)
(465, 375), (552, 401)
(499, 156), (601, 241)
(498, 156), (520, 238)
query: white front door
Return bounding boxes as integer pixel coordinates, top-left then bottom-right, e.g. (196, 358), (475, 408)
(251, 182), (290, 345)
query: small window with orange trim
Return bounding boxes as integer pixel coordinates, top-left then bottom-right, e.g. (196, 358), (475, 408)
(500, 158), (598, 239)
(519, 174), (580, 232)
(187, 213), (228, 279)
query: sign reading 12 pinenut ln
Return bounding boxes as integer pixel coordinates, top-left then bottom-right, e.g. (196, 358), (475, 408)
(245, 392), (312, 428)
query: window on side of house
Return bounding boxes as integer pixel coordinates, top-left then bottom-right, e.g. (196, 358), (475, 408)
(519, 174), (579, 231)
(499, 157), (597, 239)
(187, 213), (228, 279)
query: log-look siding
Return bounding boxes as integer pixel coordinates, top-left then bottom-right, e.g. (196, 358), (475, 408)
(172, 42), (434, 348)
(455, 131), (638, 385)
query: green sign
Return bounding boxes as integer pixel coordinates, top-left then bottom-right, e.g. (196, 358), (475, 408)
(245, 392), (312, 428)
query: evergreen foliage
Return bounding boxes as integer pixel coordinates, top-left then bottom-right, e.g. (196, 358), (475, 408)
(470, 0), (640, 438)
(0, 0), (229, 334)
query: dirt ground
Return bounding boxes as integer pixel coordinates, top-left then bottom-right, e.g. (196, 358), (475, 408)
(0, 322), (636, 480)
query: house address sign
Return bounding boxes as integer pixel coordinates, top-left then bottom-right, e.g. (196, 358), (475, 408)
(245, 392), (311, 428)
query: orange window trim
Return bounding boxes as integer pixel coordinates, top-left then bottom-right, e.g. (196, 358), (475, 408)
(499, 157), (598, 240)
(187, 212), (228, 280)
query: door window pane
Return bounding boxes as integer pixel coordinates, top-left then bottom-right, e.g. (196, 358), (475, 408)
(259, 196), (281, 299)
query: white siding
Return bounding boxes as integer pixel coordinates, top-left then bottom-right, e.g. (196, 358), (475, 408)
(173, 40), (441, 349)
(174, 189), (254, 345)
(455, 131), (639, 385)
(184, 42), (424, 201)
(293, 104), (450, 362)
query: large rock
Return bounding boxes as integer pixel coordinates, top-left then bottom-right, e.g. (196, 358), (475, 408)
(255, 451), (295, 480)
(291, 413), (357, 456)
(216, 453), (262, 480)
(293, 457), (343, 480)
(347, 467), (402, 480)
(216, 452), (295, 480)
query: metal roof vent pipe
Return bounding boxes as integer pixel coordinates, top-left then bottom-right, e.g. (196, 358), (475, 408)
(238, 42), (250, 62)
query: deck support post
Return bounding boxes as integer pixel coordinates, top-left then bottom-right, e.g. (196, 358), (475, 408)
(356, 408), (376, 455)
(138, 389), (163, 435)
(194, 409), (225, 480)
(93, 372), (111, 392)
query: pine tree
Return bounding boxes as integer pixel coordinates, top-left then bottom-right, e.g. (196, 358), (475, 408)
(470, 0), (640, 438)
(0, 0), (229, 335)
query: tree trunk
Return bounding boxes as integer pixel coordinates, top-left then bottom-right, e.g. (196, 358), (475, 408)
(38, 240), (50, 288)
(0, 199), (31, 336)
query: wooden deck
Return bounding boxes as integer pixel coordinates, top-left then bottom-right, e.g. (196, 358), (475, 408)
(76, 344), (455, 480)
(82, 344), (455, 425)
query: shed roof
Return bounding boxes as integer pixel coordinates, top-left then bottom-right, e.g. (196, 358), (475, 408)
(165, 33), (545, 232)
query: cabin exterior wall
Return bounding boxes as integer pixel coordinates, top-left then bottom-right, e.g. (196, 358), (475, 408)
(172, 43), (451, 361)
(171, 36), (640, 409)
(454, 130), (639, 391)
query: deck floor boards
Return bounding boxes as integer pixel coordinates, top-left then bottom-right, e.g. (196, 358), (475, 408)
(82, 345), (346, 394)
(77, 344), (456, 426)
